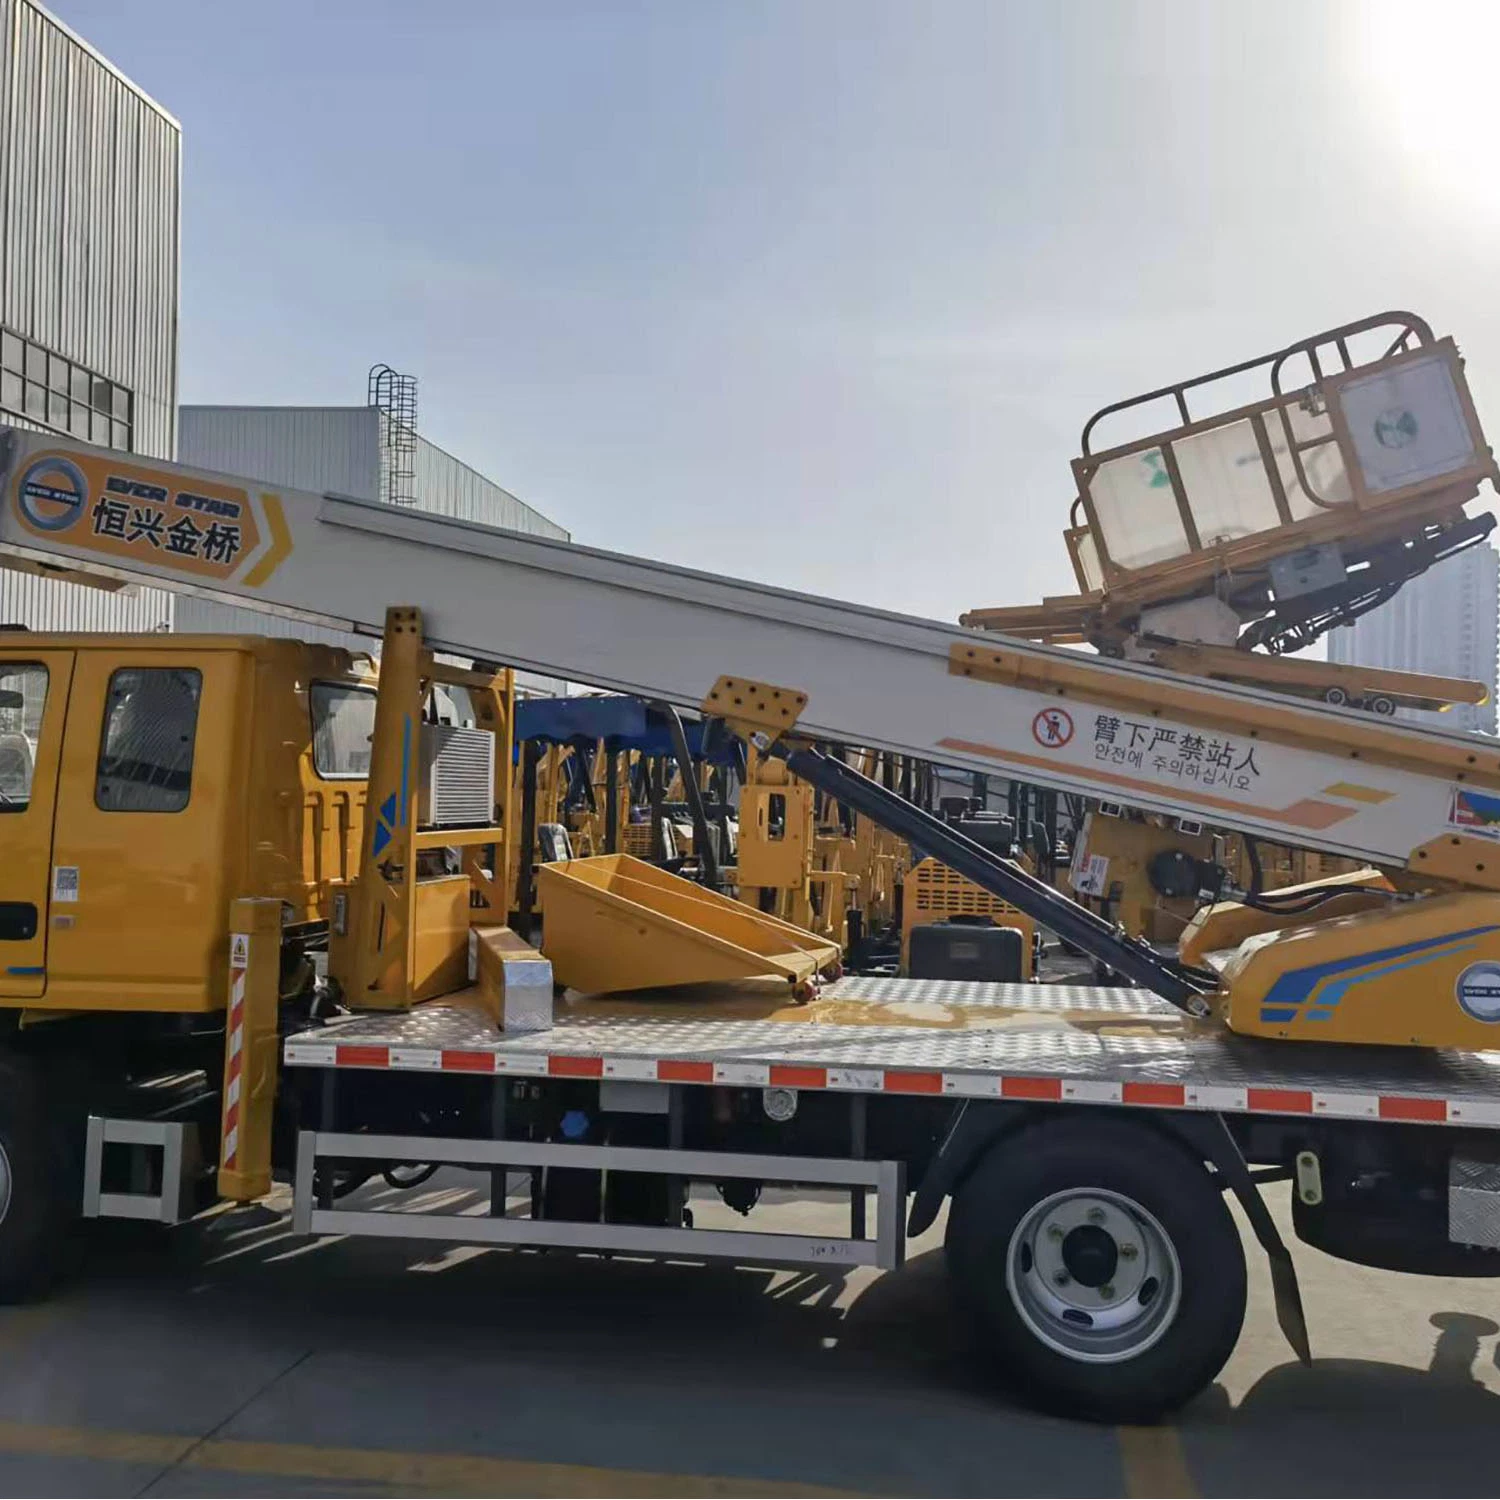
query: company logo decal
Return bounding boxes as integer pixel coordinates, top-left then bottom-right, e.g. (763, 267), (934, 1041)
(17, 456), (88, 532)
(1457, 961), (1500, 1023)
(1374, 407), (1419, 449)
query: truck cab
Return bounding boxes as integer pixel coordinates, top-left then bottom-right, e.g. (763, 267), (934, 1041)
(0, 634), (372, 1015)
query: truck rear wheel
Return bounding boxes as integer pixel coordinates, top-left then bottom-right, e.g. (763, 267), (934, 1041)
(946, 1116), (1246, 1422)
(0, 1056), (71, 1302)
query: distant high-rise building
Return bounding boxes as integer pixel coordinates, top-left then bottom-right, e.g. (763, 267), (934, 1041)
(1326, 543), (1500, 734)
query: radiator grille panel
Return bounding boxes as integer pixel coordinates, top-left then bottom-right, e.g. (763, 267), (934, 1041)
(420, 725), (495, 826)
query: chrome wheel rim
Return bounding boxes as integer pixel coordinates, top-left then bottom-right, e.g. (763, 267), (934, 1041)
(1006, 1187), (1182, 1364)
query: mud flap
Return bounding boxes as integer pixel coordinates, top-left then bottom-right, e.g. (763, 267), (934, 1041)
(1171, 1112), (1311, 1364)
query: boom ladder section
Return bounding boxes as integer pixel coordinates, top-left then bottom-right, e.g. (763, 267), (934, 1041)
(0, 423), (1495, 879)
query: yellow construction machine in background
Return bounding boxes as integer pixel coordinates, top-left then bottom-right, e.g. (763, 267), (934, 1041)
(1066, 809), (1218, 946)
(900, 857), (1037, 977)
(735, 742), (901, 952)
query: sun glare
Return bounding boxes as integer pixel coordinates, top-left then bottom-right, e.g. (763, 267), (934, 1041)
(1352, 0), (1500, 227)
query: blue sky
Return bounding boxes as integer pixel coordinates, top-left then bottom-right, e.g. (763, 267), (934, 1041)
(53, 0), (1500, 619)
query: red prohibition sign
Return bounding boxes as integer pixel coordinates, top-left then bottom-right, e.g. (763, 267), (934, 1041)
(1032, 707), (1074, 748)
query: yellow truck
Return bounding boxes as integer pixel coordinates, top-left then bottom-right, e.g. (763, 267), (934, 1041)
(3, 314), (1500, 1425)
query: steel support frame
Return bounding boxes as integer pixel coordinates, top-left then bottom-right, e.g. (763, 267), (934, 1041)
(292, 1129), (906, 1269)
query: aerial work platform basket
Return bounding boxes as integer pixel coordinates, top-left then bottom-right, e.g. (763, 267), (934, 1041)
(537, 854), (841, 996)
(964, 312), (1499, 677)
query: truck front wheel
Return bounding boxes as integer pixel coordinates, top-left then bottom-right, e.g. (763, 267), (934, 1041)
(946, 1116), (1246, 1422)
(0, 1056), (72, 1302)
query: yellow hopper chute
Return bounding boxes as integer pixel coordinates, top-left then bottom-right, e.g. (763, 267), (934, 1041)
(537, 854), (840, 997)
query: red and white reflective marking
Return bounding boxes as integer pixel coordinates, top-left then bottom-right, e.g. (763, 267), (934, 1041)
(277, 1037), (1491, 1129)
(222, 934), (249, 1169)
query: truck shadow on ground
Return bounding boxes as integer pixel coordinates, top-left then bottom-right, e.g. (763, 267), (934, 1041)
(82, 1194), (963, 1384)
(71, 1202), (1500, 1497)
(1178, 1311), (1500, 1498)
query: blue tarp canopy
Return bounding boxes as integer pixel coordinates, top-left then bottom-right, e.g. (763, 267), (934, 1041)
(514, 696), (740, 765)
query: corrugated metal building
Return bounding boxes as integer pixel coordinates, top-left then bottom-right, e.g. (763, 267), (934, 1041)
(0, 0), (179, 630)
(177, 406), (572, 690)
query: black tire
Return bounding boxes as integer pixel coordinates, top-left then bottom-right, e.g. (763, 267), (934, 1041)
(945, 1115), (1246, 1422)
(1323, 686), (1350, 707)
(1370, 695), (1397, 717)
(0, 1054), (73, 1302)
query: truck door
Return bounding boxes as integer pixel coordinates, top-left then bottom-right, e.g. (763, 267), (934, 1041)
(0, 650), (76, 1000)
(46, 650), (242, 1013)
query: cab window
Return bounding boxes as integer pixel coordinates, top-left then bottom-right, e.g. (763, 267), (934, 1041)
(311, 682), (376, 779)
(0, 664), (46, 811)
(96, 668), (202, 812)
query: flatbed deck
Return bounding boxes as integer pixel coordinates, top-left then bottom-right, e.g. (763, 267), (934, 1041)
(284, 976), (1500, 1128)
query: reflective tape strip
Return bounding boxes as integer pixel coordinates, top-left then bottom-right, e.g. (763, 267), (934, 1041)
(1001, 1076), (1063, 1103)
(1380, 1095), (1448, 1123)
(1449, 1098), (1500, 1126)
(440, 1050), (499, 1073)
(283, 1041), (337, 1066)
(1061, 1079), (1123, 1104)
(658, 1060), (713, 1084)
(603, 1057), (658, 1081)
(827, 1067), (883, 1091)
(492, 1054), (547, 1076)
(1247, 1087), (1313, 1115)
(1187, 1085), (1247, 1112)
(1122, 1082), (1186, 1108)
(1314, 1090), (1380, 1119)
(769, 1064), (827, 1089)
(222, 966), (247, 1168)
(390, 1048), (442, 1070)
(276, 1039), (1491, 1129)
(336, 1044), (390, 1069)
(943, 1073), (1002, 1098)
(547, 1055), (602, 1078)
(714, 1062), (770, 1087)
(884, 1070), (943, 1095)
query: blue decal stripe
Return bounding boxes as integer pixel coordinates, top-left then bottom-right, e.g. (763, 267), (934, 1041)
(1261, 926), (1500, 1007)
(6, 965), (43, 976)
(1312, 942), (1481, 1011)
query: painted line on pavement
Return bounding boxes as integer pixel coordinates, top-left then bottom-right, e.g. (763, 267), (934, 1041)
(0, 1418), (860, 1497)
(1118, 1423), (1196, 1498)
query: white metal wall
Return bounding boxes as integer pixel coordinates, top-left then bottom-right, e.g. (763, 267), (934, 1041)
(179, 407), (570, 543)
(0, 0), (179, 630)
(178, 406), (382, 500)
(410, 428), (568, 538)
(175, 406), (571, 693)
(0, 0), (179, 454)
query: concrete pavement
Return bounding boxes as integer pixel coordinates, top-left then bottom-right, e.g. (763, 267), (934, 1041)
(0, 1178), (1493, 1496)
